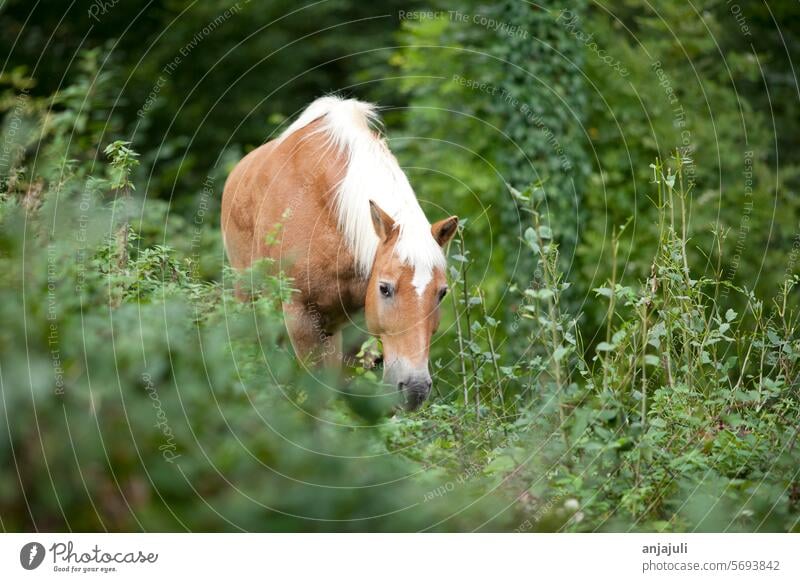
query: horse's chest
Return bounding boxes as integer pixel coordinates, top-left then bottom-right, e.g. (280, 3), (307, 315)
(297, 266), (367, 330)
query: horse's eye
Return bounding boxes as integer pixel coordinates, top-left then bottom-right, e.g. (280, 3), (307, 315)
(438, 287), (448, 303)
(379, 282), (394, 298)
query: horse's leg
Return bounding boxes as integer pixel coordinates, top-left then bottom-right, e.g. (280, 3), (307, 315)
(283, 302), (320, 361)
(283, 302), (341, 368)
(321, 329), (342, 368)
(233, 280), (250, 302)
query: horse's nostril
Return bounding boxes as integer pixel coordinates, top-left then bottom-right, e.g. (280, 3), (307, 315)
(398, 380), (431, 393)
(402, 390), (423, 411)
(396, 379), (431, 411)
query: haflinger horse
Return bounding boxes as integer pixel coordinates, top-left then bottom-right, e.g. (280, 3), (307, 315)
(221, 96), (458, 410)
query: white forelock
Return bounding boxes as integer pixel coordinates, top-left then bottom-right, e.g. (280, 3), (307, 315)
(279, 96), (445, 293)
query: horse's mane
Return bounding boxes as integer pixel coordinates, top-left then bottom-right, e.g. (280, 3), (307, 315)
(278, 96), (445, 291)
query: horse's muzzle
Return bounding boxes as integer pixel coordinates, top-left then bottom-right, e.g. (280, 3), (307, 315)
(399, 378), (432, 411)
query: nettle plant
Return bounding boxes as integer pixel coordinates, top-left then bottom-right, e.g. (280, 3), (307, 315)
(523, 153), (799, 529)
(411, 152), (799, 531)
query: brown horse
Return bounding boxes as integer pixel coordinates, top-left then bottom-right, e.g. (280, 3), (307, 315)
(221, 96), (458, 409)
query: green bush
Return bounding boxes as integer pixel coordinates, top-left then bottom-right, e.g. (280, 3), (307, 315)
(1, 3), (798, 532)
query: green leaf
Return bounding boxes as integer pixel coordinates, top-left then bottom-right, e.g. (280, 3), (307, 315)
(525, 288), (554, 300)
(523, 227), (539, 253)
(644, 354), (661, 366)
(484, 454), (516, 475)
(767, 330), (782, 346)
(538, 225), (552, 240)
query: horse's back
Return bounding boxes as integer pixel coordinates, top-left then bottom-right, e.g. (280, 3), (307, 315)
(222, 140), (273, 269)
(221, 120), (344, 272)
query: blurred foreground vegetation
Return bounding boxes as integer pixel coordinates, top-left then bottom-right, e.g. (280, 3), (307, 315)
(1, 0), (799, 531)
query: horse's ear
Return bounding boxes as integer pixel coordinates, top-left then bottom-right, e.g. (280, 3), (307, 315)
(431, 216), (459, 247)
(369, 200), (395, 241)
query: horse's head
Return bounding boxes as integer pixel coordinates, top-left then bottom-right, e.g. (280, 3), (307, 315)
(365, 201), (458, 411)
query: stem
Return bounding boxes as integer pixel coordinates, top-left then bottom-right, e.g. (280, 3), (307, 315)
(117, 185), (130, 268)
(603, 226), (619, 392)
(480, 289), (505, 412)
(452, 284), (469, 407)
(655, 158), (665, 252)
(676, 152), (691, 285)
(456, 234), (478, 416)
(640, 303), (649, 431)
(534, 211), (569, 450)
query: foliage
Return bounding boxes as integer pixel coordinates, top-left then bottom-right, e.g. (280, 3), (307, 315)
(0, 0), (423, 205)
(1, 1), (799, 532)
(390, 1), (800, 344)
(0, 148), (513, 532)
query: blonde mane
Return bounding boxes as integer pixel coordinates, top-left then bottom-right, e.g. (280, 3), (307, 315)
(278, 96), (444, 292)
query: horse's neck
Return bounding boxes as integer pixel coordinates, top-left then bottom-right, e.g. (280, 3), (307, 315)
(303, 266), (368, 329)
(298, 212), (369, 321)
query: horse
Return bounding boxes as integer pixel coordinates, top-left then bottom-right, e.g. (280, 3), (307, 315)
(221, 96), (458, 410)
